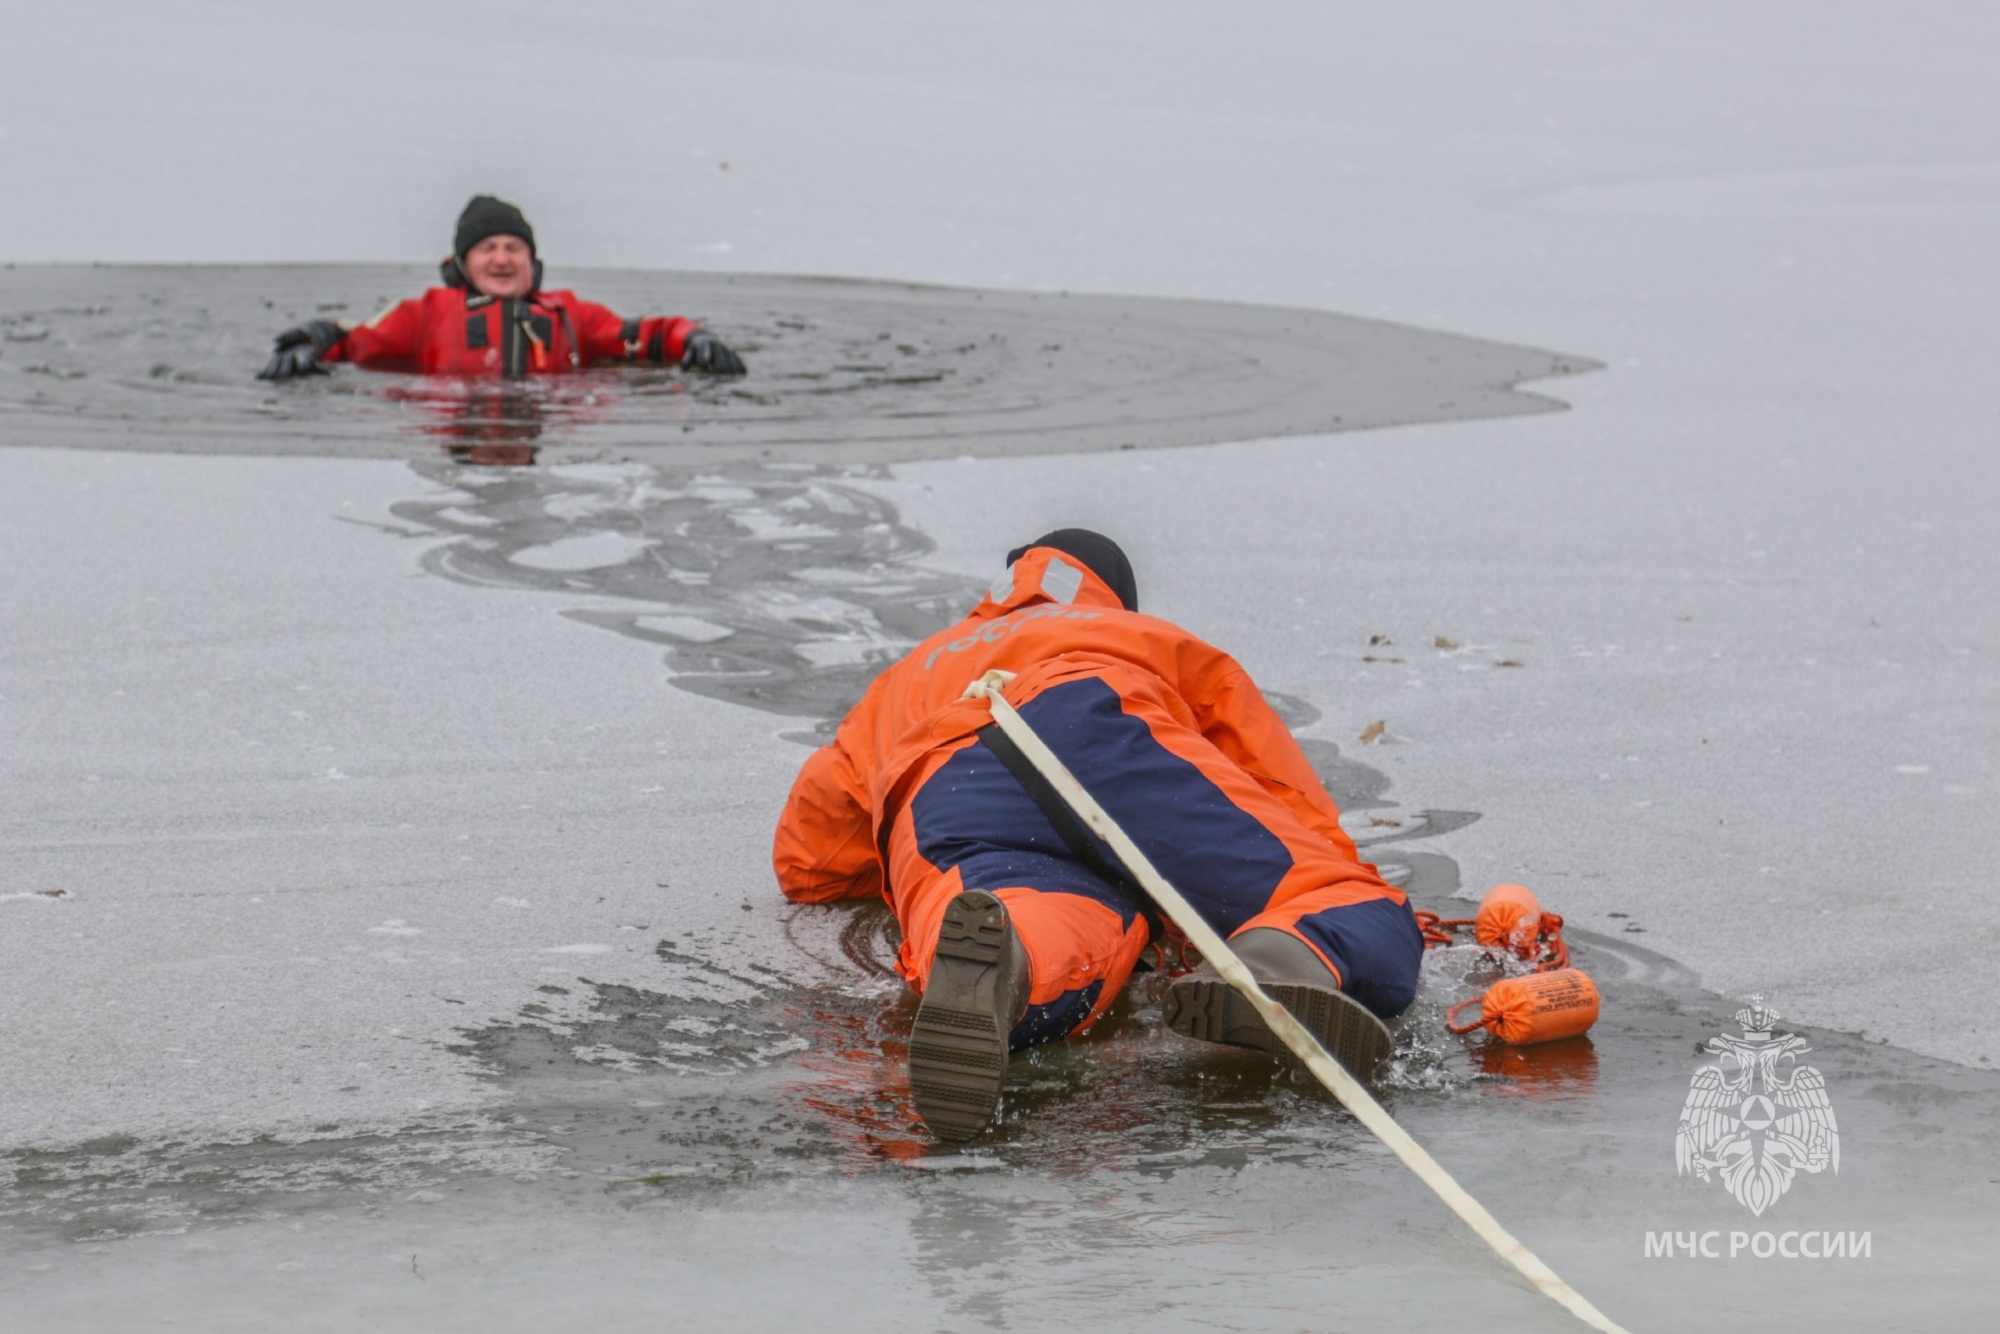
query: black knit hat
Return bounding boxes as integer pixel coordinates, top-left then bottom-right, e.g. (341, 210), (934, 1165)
(454, 195), (536, 260)
(1006, 529), (1138, 611)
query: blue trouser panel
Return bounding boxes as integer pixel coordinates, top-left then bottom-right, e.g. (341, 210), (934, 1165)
(1013, 677), (1296, 935)
(910, 732), (1148, 930)
(909, 676), (1296, 938)
(1291, 896), (1426, 1018)
(1013, 981), (1105, 1049)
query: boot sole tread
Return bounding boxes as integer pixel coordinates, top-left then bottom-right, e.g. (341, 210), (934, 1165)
(910, 891), (1014, 1141)
(1164, 978), (1394, 1084)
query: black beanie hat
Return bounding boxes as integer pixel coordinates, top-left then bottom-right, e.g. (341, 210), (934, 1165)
(454, 195), (536, 260)
(1006, 529), (1138, 611)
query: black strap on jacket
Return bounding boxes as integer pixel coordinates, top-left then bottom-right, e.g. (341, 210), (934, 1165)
(974, 722), (1165, 950)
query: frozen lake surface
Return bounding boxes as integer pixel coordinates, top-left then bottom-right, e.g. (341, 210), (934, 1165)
(4, 1), (1998, 1329)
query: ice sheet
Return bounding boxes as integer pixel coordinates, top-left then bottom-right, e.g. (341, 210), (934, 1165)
(3, 1), (1997, 1328)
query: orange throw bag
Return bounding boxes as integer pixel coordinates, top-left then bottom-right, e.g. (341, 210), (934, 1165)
(1474, 882), (1542, 953)
(1447, 968), (1600, 1045)
(1415, 883), (1567, 969)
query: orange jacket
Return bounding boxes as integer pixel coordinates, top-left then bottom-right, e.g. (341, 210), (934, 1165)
(774, 545), (1367, 904)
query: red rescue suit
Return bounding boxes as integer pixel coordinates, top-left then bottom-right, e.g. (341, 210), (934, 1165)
(324, 286), (698, 377)
(774, 547), (1424, 1049)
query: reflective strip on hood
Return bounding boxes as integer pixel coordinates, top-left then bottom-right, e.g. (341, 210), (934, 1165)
(1040, 556), (1083, 605)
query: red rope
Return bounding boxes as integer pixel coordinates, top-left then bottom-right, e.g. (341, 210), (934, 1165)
(1445, 995), (1495, 1035)
(1415, 911), (1473, 948)
(1414, 910), (1569, 973)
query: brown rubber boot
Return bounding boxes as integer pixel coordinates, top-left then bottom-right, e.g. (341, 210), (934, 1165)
(1163, 928), (1396, 1084)
(908, 890), (1031, 1142)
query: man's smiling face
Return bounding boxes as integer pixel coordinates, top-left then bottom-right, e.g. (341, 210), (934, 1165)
(462, 235), (535, 298)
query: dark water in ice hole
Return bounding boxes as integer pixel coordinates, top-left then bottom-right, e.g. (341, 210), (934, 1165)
(0, 264), (1595, 468)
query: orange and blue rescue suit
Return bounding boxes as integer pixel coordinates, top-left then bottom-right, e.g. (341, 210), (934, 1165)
(322, 286), (698, 377)
(773, 546), (1424, 1050)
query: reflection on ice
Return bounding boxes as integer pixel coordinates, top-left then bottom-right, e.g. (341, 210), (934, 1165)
(1475, 1037), (1601, 1102)
(392, 457), (980, 727)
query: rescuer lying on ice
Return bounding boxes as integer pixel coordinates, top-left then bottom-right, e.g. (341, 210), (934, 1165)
(773, 530), (1424, 1141)
(257, 195), (746, 380)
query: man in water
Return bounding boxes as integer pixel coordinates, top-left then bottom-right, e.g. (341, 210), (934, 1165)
(773, 530), (1424, 1140)
(258, 195), (745, 380)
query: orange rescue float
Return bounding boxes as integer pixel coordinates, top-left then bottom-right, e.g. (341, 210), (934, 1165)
(1447, 968), (1600, 1045)
(1474, 882), (1543, 954)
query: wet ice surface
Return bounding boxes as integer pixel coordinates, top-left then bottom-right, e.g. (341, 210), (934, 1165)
(0, 264), (1590, 467)
(8, 0), (2000, 1327)
(0, 498), (1493, 1230)
(5, 427), (1989, 1333)
(11, 883), (1995, 1332)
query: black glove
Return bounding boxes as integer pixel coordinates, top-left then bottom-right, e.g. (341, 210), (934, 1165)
(257, 319), (346, 380)
(680, 328), (746, 376)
